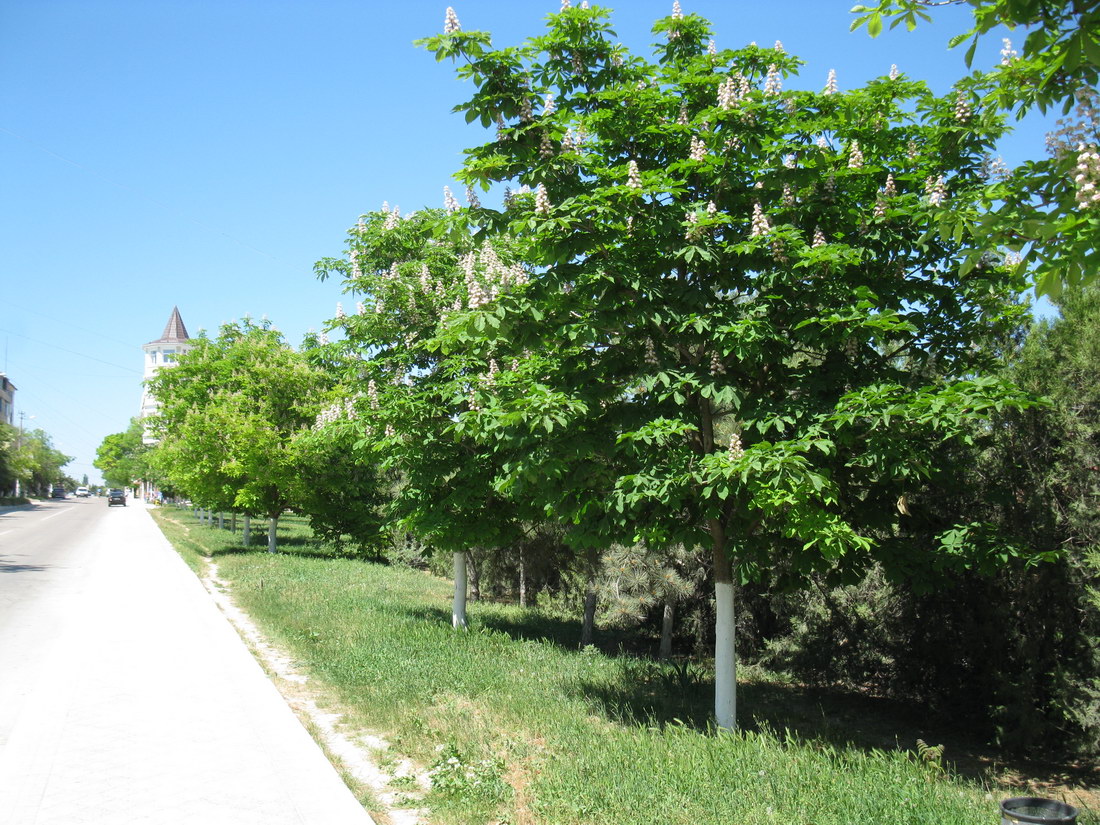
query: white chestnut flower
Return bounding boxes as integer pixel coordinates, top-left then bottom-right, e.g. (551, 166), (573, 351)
(443, 7), (460, 34)
(954, 91), (972, 123)
(685, 209), (699, 239)
(543, 93), (556, 116)
(367, 379), (379, 409)
(717, 76), (738, 110)
(883, 172), (896, 198)
(318, 331), (329, 346)
(707, 200), (717, 215)
(816, 135), (828, 150)
(782, 183), (794, 206)
(383, 206), (399, 230)
(727, 433), (744, 461)
(848, 140), (864, 169)
(1000, 38), (1017, 65)
(926, 174), (947, 206)
(889, 64), (899, 81)
(561, 0), (570, 8)
(540, 132), (554, 159)
(764, 64), (782, 95)
(443, 186), (461, 213)
(356, 301), (366, 316)
(678, 105), (689, 126)
(465, 186), (481, 209)
(689, 135), (707, 161)
(1074, 144), (1100, 209)
(749, 202), (770, 237)
(671, 1), (683, 19)
(708, 39), (716, 55)
(335, 302), (345, 319)
(627, 159), (642, 189)
(812, 227), (826, 248)
(535, 183), (551, 216)
(824, 69), (837, 95)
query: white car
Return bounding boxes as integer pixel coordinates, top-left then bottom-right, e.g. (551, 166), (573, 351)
(75, 487), (90, 498)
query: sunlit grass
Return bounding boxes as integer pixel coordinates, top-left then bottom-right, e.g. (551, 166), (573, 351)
(151, 507), (1084, 825)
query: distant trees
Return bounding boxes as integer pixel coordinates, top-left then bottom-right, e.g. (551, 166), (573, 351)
(94, 418), (151, 489)
(147, 318), (327, 552)
(1, 425), (71, 498)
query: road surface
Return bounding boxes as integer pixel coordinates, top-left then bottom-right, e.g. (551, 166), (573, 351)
(0, 497), (375, 825)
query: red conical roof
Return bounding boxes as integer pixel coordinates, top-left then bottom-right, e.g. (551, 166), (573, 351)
(147, 306), (190, 345)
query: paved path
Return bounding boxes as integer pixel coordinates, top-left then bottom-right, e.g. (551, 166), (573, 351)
(0, 499), (375, 825)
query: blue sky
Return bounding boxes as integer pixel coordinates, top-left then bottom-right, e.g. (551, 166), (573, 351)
(1, 1), (1052, 485)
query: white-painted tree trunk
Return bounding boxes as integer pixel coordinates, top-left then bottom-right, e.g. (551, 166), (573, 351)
(714, 579), (737, 731)
(242, 515), (251, 546)
(452, 551), (468, 629)
(267, 516), (278, 553)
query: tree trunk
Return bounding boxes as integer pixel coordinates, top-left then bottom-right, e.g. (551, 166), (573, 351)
(231, 513), (237, 533)
(452, 551), (468, 629)
(660, 600), (675, 661)
(466, 551), (480, 602)
(242, 515), (251, 547)
(218, 512), (224, 530)
(518, 545), (527, 608)
(711, 521), (736, 731)
(579, 553), (598, 647)
(267, 515), (278, 553)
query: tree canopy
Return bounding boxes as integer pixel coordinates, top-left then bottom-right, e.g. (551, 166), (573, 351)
(354, 2), (1044, 728)
(147, 318), (327, 551)
(852, 0), (1100, 297)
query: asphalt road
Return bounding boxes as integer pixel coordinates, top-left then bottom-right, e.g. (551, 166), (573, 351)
(0, 497), (109, 750)
(0, 498), (375, 824)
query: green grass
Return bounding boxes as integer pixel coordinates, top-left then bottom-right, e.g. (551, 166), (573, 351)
(151, 507), (1095, 825)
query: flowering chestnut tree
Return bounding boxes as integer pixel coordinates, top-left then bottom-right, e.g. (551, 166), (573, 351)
(315, 206), (543, 627)
(417, 3), (1035, 729)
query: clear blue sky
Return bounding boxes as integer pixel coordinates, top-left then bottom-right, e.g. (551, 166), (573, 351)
(1, 1), (1051, 486)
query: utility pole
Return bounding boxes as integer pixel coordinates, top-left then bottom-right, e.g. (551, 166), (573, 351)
(14, 411), (25, 498)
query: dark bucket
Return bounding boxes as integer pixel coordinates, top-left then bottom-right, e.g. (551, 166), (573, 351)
(1001, 797), (1078, 825)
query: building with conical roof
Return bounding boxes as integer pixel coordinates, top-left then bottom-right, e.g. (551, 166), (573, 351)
(139, 307), (192, 443)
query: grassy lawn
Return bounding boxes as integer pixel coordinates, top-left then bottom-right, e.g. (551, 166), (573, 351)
(151, 507), (1094, 825)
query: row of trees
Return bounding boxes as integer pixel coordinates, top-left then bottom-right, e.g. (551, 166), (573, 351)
(0, 422), (73, 499)
(122, 2), (1098, 753)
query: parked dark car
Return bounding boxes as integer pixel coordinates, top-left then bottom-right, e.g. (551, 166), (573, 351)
(107, 489), (126, 507)
(51, 486), (67, 499)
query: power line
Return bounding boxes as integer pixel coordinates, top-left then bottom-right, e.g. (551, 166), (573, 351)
(0, 328), (141, 374)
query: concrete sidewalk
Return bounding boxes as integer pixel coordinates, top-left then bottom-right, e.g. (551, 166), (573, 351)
(0, 501), (375, 825)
